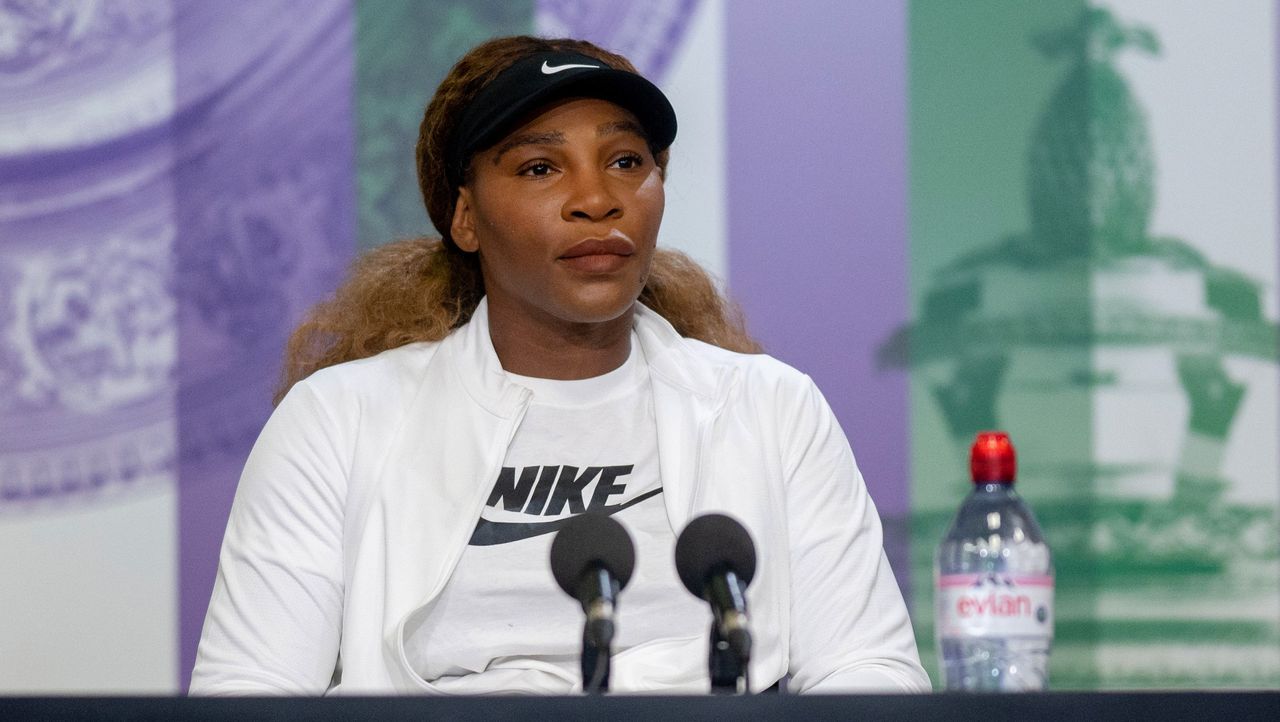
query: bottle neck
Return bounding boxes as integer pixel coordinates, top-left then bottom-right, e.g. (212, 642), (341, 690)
(972, 480), (1016, 494)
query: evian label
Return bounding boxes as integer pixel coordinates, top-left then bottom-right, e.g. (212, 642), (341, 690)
(936, 573), (1054, 639)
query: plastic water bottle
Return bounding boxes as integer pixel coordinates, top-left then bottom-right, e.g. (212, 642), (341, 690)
(935, 431), (1054, 690)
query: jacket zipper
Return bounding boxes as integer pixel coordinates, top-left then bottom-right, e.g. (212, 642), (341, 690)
(419, 390), (532, 605)
(686, 369), (738, 514)
(399, 390), (533, 691)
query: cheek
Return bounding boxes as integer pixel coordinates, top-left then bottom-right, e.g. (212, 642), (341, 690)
(475, 197), (521, 238)
(478, 193), (560, 241)
(636, 171), (666, 230)
(473, 211), (535, 266)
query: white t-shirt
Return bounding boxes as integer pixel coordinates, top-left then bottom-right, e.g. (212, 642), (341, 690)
(405, 337), (707, 693)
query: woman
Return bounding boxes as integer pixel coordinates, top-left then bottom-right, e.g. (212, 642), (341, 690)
(191, 35), (928, 695)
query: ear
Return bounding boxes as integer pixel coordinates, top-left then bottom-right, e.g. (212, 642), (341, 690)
(451, 187), (480, 253)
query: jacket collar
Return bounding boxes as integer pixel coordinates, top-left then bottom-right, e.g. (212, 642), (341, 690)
(444, 298), (530, 419)
(446, 297), (732, 411)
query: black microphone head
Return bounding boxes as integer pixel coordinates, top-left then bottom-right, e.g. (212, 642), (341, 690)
(550, 513), (636, 596)
(674, 513), (757, 599)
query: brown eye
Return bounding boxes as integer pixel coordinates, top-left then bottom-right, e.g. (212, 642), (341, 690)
(613, 153), (644, 170)
(520, 161), (555, 177)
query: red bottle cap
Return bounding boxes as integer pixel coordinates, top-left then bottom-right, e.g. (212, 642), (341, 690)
(970, 431), (1016, 483)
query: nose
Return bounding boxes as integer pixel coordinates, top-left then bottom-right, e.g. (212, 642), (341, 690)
(562, 167), (622, 222)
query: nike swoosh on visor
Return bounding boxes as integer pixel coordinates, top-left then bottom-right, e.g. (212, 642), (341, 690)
(541, 61), (601, 74)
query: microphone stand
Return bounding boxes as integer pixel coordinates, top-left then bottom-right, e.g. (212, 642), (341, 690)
(582, 628), (610, 693)
(706, 570), (751, 694)
(708, 624), (747, 693)
(579, 567), (617, 694)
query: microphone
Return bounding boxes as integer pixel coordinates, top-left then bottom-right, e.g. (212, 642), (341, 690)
(550, 513), (636, 692)
(675, 513), (757, 691)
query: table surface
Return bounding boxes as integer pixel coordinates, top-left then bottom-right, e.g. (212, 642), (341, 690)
(3, 691), (1279, 721)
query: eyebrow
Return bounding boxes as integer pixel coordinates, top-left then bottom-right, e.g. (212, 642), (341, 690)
(489, 120), (651, 165)
(491, 131), (566, 165)
(597, 119), (648, 140)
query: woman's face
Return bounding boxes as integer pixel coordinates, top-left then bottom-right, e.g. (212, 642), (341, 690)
(451, 97), (665, 330)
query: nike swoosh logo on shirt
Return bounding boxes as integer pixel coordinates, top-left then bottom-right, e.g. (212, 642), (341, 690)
(469, 488), (663, 546)
(541, 61), (601, 75)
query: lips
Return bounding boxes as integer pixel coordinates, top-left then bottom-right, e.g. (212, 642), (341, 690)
(558, 236), (635, 273)
(560, 237), (634, 259)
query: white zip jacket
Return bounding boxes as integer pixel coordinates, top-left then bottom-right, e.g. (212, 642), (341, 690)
(191, 299), (929, 695)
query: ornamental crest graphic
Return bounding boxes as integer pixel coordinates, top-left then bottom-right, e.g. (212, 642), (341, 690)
(887, 7), (1280, 687)
(0, 1), (175, 512)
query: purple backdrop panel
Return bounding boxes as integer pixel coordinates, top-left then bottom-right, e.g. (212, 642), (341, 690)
(173, 0), (355, 689)
(727, 4), (910, 566)
(0, 5), (176, 511)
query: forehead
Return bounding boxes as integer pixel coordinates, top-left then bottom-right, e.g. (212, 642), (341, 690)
(489, 97), (647, 146)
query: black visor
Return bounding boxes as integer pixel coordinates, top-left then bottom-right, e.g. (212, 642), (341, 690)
(445, 51), (678, 187)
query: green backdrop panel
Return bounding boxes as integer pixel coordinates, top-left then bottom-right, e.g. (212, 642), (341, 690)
(356, 0), (533, 249)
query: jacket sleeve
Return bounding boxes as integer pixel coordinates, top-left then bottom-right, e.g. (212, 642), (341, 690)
(780, 376), (931, 693)
(189, 379), (347, 695)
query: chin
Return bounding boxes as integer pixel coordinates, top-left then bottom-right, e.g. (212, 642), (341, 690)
(556, 290), (640, 326)
(564, 302), (637, 326)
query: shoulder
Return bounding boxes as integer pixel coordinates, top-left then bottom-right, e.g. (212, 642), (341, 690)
(295, 340), (444, 407)
(679, 337), (817, 397)
(671, 337), (832, 445)
(257, 341), (447, 493)
(270, 341), (447, 447)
